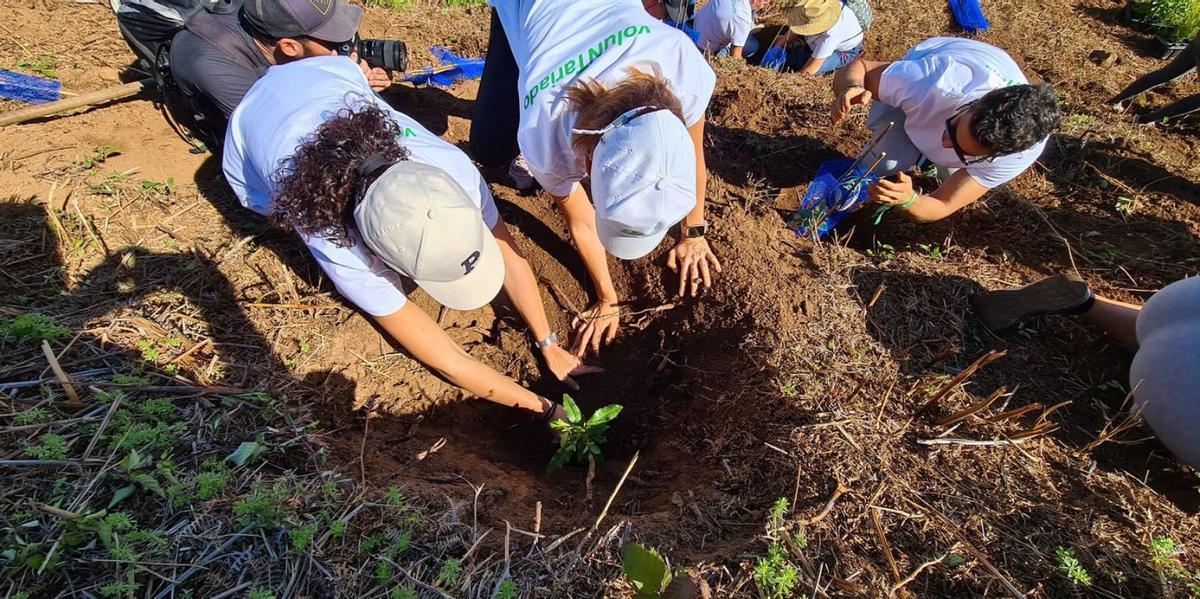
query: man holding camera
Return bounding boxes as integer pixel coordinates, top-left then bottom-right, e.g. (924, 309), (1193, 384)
(169, 0), (392, 143)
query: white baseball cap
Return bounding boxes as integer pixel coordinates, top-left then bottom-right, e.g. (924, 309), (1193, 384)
(584, 107), (697, 260)
(354, 161), (504, 310)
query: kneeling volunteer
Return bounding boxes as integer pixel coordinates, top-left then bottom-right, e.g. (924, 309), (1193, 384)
(831, 38), (1061, 222)
(469, 0), (722, 358)
(223, 56), (595, 426)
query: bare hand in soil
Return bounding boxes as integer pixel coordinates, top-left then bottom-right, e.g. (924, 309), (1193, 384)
(572, 300), (620, 357)
(668, 237), (722, 297)
(541, 343), (603, 390)
(831, 86), (872, 126)
(869, 172), (915, 206)
(351, 52), (393, 91)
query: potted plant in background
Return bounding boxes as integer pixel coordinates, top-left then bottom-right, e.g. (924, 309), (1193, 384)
(1126, 0), (1200, 59)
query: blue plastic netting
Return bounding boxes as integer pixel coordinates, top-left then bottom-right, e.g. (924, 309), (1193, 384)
(405, 46), (484, 88)
(793, 158), (879, 239)
(0, 69), (61, 104)
(949, 0), (990, 34)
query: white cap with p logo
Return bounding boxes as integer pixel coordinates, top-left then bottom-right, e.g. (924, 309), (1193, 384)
(354, 161), (505, 310)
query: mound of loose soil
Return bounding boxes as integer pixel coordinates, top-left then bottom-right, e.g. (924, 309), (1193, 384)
(2, 0), (1199, 595)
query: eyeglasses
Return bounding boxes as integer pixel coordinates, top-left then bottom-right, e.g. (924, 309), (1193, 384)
(945, 101), (994, 166)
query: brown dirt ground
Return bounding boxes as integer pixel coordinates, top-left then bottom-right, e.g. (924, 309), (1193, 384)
(2, 0), (1200, 595)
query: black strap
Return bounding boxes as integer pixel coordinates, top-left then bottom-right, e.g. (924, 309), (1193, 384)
(357, 153), (395, 179)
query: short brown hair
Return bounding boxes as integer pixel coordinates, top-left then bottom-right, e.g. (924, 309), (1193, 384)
(566, 69), (686, 157)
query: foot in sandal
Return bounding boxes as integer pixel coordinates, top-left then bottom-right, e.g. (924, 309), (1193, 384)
(971, 273), (1094, 333)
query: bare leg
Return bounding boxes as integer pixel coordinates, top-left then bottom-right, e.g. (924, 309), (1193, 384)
(1109, 36), (1200, 105)
(1081, 295), (1141, 349)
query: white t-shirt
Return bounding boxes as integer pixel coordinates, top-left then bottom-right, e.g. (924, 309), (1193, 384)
(804, 4), (864, 59)
(694, 0), (753, 53)
(223, 56), (499, 317)
(491, 0), (717, 197)
(877, 37), (1046, 190)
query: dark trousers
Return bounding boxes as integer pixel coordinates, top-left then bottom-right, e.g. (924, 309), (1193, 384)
(469, 9), (522, 169)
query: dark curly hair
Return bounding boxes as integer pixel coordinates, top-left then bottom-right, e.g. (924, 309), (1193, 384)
(271, 101), (410, 246)
(970, 83), (1061, 156)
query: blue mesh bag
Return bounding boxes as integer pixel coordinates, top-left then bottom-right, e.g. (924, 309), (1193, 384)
(404, 46), (484, 88)
(0, 69), (61, 104)
(792, 158), (878, 238)
(760, 46), (787, 71)
(949, 0), (990, 34)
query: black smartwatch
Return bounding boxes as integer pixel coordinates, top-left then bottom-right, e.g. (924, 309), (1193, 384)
(682, 221), (709, 238)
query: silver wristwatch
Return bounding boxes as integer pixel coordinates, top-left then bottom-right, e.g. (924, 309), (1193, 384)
(534, 332), (558, 350)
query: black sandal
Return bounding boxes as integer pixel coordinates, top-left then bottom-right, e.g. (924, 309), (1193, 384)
(971, 274), (1094, 333)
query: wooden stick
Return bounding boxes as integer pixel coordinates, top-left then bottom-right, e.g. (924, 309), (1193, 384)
(0, 79), (153, 127)
(935, 387), (1007, 427)
(41, 340), (82, 408)
(871, 507), (905, 595)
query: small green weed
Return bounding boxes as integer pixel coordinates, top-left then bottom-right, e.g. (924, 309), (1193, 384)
(1, 313), (70, 342)
(234, 480), (293, 529)
(25, 433), (69, 460)
(437, 557), (463, 587)
(77, 146), (120, 170)
(768, 497), (789, 533)
(753, 543), (799, 599)
(140, 177), (175, 196)
(13, 407), (54, 426)
(248, 588), (276, 599)
(389, 587), (417, 599)
(547, 395), (622, 473)
(16, 55), (57, 78)
(290, 523), (317, 552)
(917, 243), (944, 259)
(1055, 546), (1093, 586)
(496, 579), (518, 599)
(778, 380), (798, 398)
(98, 580), (139, 597)
(365, 0), (410, 8)
(623, 543), (672, 598)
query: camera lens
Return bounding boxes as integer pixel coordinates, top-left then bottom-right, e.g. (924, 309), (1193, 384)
(356, 39), (408, 72)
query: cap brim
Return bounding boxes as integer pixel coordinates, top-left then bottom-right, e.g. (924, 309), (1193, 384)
(597, 218), (669, 261)
(413, 228), (505, 311)
(309, 2), (363, 43)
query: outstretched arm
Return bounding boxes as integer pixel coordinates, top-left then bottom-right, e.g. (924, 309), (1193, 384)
(1135, 94), (1200, 124)
(373, 302), (545, 413)
(553, 185), (620, 356)
(490, 218), (598, 385)
(869, 169), (987, 222)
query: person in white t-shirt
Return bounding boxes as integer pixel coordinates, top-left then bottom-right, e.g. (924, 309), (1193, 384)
(224, 56), (599, 428)
(690, 0), (769, 58)
(830, 37), (1061, 222)
(771, 0), (864, 75)
(470, 0), (721, 358)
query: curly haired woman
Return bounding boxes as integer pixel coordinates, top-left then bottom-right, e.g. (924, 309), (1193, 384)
(223, 56), (599, 427)
(469, 0), (722, 358)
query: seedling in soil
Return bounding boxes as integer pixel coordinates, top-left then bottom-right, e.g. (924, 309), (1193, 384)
(917, 243), (944, 260)
(547, 395), (623, 473)
(16, 55), (58, 78)
(77, 146), (120, 170)
(866, 241), (895, 262)
(140, 177), (175, 196)
(753, 543), (799, 599)
(1055, 546), (1093, 586)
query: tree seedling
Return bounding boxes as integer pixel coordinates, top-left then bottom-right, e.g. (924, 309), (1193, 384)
(1055, 546), (1093, 586)
(547, 395), (622, 473)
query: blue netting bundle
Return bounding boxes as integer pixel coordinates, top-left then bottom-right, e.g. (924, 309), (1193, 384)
(405, 46), (484, 88)
(949, 0), (990, 34)
(792, 158), (878, 238)
(0, 69), (61, 104)
(760, 46), (787, 71)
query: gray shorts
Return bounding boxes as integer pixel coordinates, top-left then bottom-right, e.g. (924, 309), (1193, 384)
(1131, 276), (1200, 469)
(864, 103), (956, 182)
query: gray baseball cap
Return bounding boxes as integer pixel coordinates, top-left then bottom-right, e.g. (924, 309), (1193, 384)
(354, 161), (505, 311)
(242, 0), (363, 42)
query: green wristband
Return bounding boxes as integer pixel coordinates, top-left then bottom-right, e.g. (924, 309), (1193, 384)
(872, 191), (919, 225)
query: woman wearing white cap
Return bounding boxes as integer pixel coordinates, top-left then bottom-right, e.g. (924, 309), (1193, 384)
(223, 56), (598, 426)
(469, 0), (722, 357)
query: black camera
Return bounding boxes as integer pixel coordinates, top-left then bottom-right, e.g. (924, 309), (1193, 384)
(335, 36), (408, 72)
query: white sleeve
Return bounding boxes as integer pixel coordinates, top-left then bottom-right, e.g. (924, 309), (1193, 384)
(676, 44), (716, 127)
(220, 128), (272, 217)
(730, 2), (753, 47)
(477, 175), (501, 229)
(807, 32), (838, 59)
(303, 233), (408, 317)
(877, 56), (946, 115)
